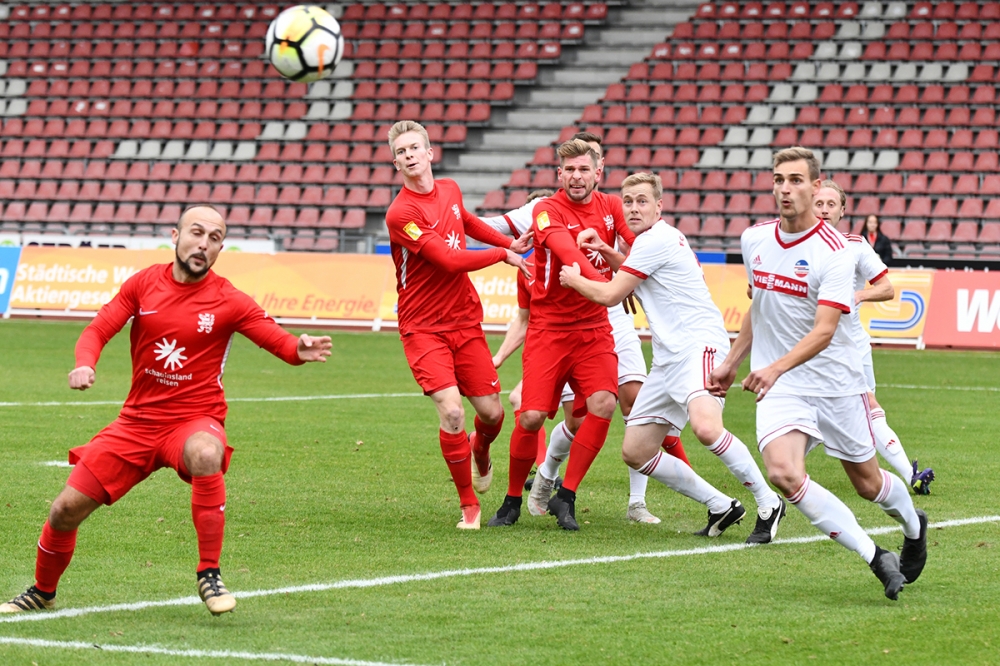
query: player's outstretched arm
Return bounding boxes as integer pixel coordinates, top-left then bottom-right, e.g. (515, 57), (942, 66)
(493, 307), (529, 368)
(741, 305), (840, 402)
(559, 262), (640, 306)
(708, 310), (753, 397)
(855, 274), (895, 305)
(68, 366), (96, 391)
(502, 249), (530, 278)
(297, 334), (333, 363)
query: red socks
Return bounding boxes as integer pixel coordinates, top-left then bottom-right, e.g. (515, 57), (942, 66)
(507, 421), (540, 496)
(191, 472), (227, 571)
(516, 409), (549, 466)
(34, 521), (77, 595)
(562, 413), (611, 493)
(474, 413), (504, 450)
(439, 430), (478, 507)
(662, 435), (691, 466)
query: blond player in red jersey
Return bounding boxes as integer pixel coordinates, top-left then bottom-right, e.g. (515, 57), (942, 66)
(384, 120), (531, 530)
(487, 139), (635, 530)
(0, 205), (333, 616)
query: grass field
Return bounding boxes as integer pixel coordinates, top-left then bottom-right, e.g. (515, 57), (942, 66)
(1, 319), (998, 665)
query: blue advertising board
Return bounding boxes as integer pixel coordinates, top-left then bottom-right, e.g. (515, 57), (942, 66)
(0, 246), (22, 316)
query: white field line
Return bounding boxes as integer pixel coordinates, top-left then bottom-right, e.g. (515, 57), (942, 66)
(2, 384), (997, 409)
(2, 515), (996, 627)
(0, 637), (434, 666)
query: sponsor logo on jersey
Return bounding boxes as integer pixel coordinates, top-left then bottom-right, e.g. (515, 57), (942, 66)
(752, 270), (809, 298)
(535, 211), (550, 230)
(793, 259), (810, 277)
(403, 221), (422, 240)
(197, 313), (215, 333)
(445, 231), (461, 250)
(153, 338), (188, 371)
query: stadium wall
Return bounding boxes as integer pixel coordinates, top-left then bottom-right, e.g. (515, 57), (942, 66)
(1, 246), (996, 350)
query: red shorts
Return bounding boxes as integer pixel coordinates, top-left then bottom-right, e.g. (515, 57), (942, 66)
(67, 415), (232, 505)
(401, 326), (500, 397)
(521, 325), (618, 418)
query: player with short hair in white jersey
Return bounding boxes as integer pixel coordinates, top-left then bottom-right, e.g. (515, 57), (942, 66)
(560, 172), (786, 543)
(482, 137), (689, 525)
(708, 148), (927, 600)
(814, 181), (934, 494)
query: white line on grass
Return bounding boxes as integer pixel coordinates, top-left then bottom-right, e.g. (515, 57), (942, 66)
(40, 461), (71, 467)
(2, 384), (996, 409)
(0, 637), (434, 666)
(2, 515), (996, 626)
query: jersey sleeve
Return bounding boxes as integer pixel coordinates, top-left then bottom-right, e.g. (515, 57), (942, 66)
(462, 205), (515, 248)
(516, 267), (531, 309)
(419, 237), (507, 273)
(620, 231), (668, 280)
(74, 271), (141, 368)
(856, 240), (888, 284)
(740, 228), (757, 284)
(479, 214), (517, 237)
(817, 249), (855, 314)
(231, 291), (303, 365)
(385, 202), (433, 255)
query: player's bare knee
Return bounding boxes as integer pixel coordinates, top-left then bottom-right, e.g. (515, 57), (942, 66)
(49, 489), (94, 531)
(184, 433), (224, 476)
(853, 477), (882, 501)
(476, 400), (504, 425)
(621, 442), (646, 469)
(519, 410), (546, 431)
(767, 466), (802, 496)
(588, 392), (617, 419)
(690, 419), (723, 446)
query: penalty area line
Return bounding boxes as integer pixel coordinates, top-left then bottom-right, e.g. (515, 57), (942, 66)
(0, 636), (434, 666)
(2, 515), (997, 626)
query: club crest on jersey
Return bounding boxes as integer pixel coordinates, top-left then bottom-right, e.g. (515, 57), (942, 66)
(604, 215), (614, 230)
(793, 259), (810, 277)
(197, 313), (215, 333)
(403, 221), (422, 240)
(536, 211), (550, 230)
(451, 204), (461, 220)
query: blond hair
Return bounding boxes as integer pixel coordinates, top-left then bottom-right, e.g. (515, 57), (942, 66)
(526, 189), (555, 203)
(773, 146), (821, 181)
(387, 120), (430, 150)
(621, 172), (662, 201)
(556, 138), (599, 167)
(819, 179), (846, 209)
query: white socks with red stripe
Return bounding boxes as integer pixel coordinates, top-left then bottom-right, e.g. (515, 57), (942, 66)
(787, 474), (877, 564)
(870, 408), (913, 482)
(539, 420), (572, 481)
(706, 431), (781, 512)
(873, 469), (921, 539)
(637, 452), (732, 514)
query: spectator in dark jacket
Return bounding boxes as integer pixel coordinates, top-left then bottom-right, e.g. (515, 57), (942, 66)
(863, 214), (894, 265)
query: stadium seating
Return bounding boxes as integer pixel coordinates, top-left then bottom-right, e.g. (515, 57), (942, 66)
(479, 0), (1000, 259)
(0, 1), (610, 250)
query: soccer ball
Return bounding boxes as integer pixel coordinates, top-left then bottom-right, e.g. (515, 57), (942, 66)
(265, 5), (345, 83)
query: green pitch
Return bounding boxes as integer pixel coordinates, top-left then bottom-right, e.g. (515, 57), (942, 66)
(0, 320), (998, 665)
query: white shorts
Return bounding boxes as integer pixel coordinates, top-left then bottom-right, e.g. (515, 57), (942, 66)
(756, 393), (876, 463)
(625, 346), (725, 429)
(560, 305), (647, 404)
(861, 348), (876, 393)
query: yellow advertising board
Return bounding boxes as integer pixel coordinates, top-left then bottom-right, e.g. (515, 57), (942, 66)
(858, 269), (934, 340)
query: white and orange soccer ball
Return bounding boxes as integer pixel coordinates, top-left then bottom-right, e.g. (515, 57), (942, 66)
(265, 5), (345, 83)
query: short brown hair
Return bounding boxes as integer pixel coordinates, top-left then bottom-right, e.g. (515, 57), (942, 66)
(178, 204), (226, 231)
(526, 188), (555, 203)
(572, 132), (603, 157)
(621, 172), (662, 201)
(557, 138), (599, 167)
(819, 179), (846, 209)
(773, 146), (820, 181)
(387, 120), (430, 150)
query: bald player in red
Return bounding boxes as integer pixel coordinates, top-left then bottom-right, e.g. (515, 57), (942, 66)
(0, 205), (332, 617)
(487, 138), (636, 530)
(385, 120), (531, 530)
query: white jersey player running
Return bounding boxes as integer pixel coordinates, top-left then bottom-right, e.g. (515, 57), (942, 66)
(708, 148), (927, 600)
(560, 172), (786, 544)
(814, 181), (934, 494)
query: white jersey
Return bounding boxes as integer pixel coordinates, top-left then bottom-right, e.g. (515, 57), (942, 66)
(621, 220), (730, 366)
(741, 219), (867, 397)
(480, 197), (541, 237)
(845, 234), (889, 353)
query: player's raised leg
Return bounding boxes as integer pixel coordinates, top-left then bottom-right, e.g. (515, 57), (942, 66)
(467, 393), (504, 496)
(868, 393), (934, 494)
(182, 427), (236, 616)
(430, 387), (481, 529)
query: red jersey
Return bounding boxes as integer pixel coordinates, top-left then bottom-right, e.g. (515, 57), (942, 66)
(75, 263), (301, 423)
(529, 189), (635, 329)
(386, 178), (512, 334)
(516, 256), (533, 310)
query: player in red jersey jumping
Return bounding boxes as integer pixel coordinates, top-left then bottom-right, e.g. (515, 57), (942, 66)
(385, 120), (531, 530)
(0, 205), (333, 616)
(487, 138), (636, 530)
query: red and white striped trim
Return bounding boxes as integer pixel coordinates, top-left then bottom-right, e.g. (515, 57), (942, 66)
(638, 451), (663, 476)
(818, 299), (850, 313)
(874, 469), (893, 503)
(786, 474), (811, 504)
(816, 222), (845, 251)
(620, 265), (648, 280)
(702, 347), (716, 388)
(709, 430), (732, 456)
